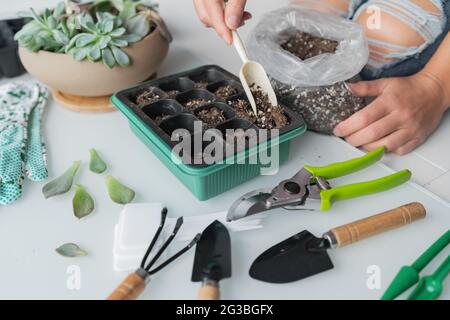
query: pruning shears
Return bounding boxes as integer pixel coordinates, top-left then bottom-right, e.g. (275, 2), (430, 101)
(227, 147), (412, 221)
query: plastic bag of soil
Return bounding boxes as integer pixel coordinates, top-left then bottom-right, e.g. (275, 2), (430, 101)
(247, 6), (369, 134)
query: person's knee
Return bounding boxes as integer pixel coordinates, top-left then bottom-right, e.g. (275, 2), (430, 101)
(353, 0), (446, 70)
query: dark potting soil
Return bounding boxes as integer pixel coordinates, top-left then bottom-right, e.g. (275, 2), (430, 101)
(197, 107), (227, 128)
(277, 31), (366, 134)
(194, 80), (208, 89)
(184, 98), (212, 111)
(154, 113), (171, 125)
(276, 80), (366, 134)
(251, 85), (289, 129)
(281, 31), (339, 60)
(136, 89), (162, 107)
(166, 90), (180, 98)
(227, 87), (290, 129)
(228, 98), (257, 123)
(214, 85), (239, 99)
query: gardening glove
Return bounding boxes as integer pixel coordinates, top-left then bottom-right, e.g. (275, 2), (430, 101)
(0, 81), (48, 205)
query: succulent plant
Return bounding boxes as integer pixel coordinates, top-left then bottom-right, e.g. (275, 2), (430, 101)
(14, 0), (158, 68)
(15, 2), (68, 53)
(66, 12), (141, 68)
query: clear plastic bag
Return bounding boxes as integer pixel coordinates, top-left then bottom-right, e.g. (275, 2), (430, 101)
(247, 6), (369, 87)
(247, 6), (370, 134)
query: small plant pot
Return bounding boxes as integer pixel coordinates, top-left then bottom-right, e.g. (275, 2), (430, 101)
(142, 100), (183, 125)
(158, 77), (196, 98)
(194, 102), (235, 128)
(18, 16), (170, 113)
(207, 80), (243, 100)
(0, 18), (27, 78)
(176, 90), (216, 112)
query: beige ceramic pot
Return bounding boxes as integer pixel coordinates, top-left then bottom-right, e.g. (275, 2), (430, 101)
(19, 22), (169, 112)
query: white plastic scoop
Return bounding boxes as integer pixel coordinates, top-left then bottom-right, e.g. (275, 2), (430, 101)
(232, 30), (278, 115)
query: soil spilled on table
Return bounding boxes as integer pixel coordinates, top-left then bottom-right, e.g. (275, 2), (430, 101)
(281, 31), (339, 60)
(214, 85), (239, 99)
(197, 107), (227, 128)
(135, 88), (162, 107)
(228, 86), (289, 129)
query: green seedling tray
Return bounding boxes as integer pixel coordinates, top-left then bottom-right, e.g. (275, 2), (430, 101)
(111, 65), (307, 200)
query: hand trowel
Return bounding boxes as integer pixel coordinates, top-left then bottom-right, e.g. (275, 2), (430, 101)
(191, 220), (231, 300)
(249, 203), (426, 283)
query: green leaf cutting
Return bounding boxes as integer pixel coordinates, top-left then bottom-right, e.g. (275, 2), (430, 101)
(105, 175), (135, 204)
(42, 161), (81, 199)
(73, 184), (95, 219)
(56, 243), (88, 257)
(89, 148), (108, 174)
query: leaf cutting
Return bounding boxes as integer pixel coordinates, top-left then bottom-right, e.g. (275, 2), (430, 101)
(73, 184), (95, 219)
(89, 148), (107, 174)
(55, 243), (88, 257)
(42, 160), (81, 199)
(105, 175), (135, 204)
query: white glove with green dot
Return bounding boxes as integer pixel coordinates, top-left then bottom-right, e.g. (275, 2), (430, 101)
(0, 81), (48, 205)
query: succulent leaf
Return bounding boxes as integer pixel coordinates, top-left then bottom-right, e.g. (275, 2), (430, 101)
(89, 149), (108, 174)
(56, 243), (88, 257)
(73, 184), (95, 219)
(42, 161), (81, 199)
(105, 175), (135, 204)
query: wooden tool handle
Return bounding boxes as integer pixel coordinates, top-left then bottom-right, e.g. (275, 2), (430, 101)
(107, 272), (147, 300)
(198, 283), (220, 300)
(329, 202), (426, 248)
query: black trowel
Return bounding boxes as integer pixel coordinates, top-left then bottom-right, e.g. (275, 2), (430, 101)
(250, 203), (426, 283)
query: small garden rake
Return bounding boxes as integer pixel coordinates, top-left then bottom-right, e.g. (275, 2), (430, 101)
(107, 207), (201, 300)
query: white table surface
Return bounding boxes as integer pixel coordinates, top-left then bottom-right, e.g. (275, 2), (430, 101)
(0, 0), (449, 300)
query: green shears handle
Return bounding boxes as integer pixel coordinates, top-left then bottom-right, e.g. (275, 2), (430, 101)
(304, 146), (385, 180)
(319, 169), (412, 211)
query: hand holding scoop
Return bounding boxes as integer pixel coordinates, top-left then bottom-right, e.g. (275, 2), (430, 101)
(231, 30), (278, 115)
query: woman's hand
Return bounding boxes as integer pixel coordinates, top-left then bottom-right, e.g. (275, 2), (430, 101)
(193, 0), (252, 44)
(334, 72), (450, 155)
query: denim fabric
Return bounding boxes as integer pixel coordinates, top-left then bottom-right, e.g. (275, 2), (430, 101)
(355, 0), (450, 79)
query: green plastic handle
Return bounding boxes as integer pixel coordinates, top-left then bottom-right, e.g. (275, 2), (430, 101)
(433, 254), (450, 283)
(407, 255), (450, 300)
(319, 169), (412, 211)
(381, 230), (450, 300)
(412, 230), (450, 272)
(304, 147), (385, 180)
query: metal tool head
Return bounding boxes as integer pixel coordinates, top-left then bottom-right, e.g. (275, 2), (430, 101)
(227, 189), (273, 222)
(249, 230), (334, 283)
(192, 220), (232, 282)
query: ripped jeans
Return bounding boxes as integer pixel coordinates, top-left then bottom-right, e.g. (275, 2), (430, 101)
(294, 0), (450, 80)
